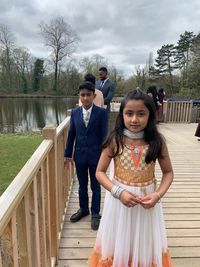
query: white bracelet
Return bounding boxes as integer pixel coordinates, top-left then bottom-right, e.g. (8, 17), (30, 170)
(111, 185), (124, 199)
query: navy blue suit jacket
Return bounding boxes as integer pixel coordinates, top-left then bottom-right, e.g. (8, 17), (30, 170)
(64, 105), (108, 165)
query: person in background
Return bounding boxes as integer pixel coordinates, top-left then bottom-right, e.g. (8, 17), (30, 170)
(158, 88), (166, 104)
(89, 89), (173, 267)
(96, 67), (115, 112)
(64, 81), (108, 230)
(157, 88), (166, 122)
(147, 85), (161, 122)
(147, 85), (159, 109)
(79, 73), (104, 108)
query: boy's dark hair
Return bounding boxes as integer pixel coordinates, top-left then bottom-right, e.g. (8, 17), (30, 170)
(84, 73), (96, 85)
(78, 81), (95, 93)
(103, 89), (164, 163)
(99, 67), (108, 73)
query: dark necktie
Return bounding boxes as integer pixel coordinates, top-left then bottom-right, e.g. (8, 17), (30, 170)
(100, 80), (104, 89)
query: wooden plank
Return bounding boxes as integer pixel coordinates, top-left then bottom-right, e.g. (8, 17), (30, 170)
(40, 164), (48, 267)
(45, 157), (52, 266)
(62, 229), (96, 238)
(59, 236), (200, 248)
(164, 214), (200, 221)
(0, 251), (2, 267)
(59, 246), (200, 260)
(67, 202), (200, 208)
(170, 247), (200, 258)
(58, 260), (88, 267)
(60, 237), (95, 248)
(11, 212), (19, 267)
(166, 221), (200, 228)
(43, 126), (59, 259)
(168, 237), (200, 246)
(17, 198), (29, 266)
(59, 248), (91, 259)
(62, 220), (200, 230)
(33, 177), (41, 267)
(162, 208), (200, 214)
(167, 228), (200, 237)
(172, 258), (200, 267)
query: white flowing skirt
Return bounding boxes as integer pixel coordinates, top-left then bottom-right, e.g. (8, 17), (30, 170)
(90, 178), (172, 267)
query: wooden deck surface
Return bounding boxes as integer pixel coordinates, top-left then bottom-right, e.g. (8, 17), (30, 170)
(57, 123), (200, 267)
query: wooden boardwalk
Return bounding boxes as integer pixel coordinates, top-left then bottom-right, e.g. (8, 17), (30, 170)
(57, 123), (200, 267)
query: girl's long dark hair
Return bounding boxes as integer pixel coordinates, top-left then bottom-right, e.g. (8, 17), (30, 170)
(103, 89), (164, 163)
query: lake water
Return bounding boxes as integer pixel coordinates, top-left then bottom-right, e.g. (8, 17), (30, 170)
(0, 97), (117, 133)
(0, 97), (78, 133)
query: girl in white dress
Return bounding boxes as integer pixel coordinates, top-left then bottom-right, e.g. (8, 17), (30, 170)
(89, 89), (174, 267)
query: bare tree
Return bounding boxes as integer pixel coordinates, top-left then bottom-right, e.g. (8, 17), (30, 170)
(134, 65), (147, 90)
(0, 24), (15, 91)
(39, 16), (79, 92)
(80, 54), (106, 76)
(13, 47), (32, 92)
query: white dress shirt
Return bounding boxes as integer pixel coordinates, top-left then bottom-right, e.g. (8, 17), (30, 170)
(82, 105), (93, 127)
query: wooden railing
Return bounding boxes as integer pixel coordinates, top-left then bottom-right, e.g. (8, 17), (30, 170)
(111, 100), (198, 123)
(163, 100), (193, 123)
(0, 117), (73, 267)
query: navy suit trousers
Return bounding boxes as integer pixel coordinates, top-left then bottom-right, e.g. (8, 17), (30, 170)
(75, 162), (101, 215)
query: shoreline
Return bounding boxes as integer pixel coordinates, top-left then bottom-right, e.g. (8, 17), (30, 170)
(0, 94), (77, 98)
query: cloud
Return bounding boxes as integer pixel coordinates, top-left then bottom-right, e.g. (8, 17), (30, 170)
(1, 0), (200, 76)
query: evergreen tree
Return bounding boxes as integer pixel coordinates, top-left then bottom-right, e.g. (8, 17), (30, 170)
(32, 59), (44, 91)
(154, 44), (176, 92)
(174, 31), (195, 86)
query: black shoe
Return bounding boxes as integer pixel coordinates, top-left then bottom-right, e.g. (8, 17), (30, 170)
(91, 214), (101, 230)
(70, 209), (89, 223)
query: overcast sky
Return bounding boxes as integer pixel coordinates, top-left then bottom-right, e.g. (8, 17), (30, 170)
(1, 0), (200, 77)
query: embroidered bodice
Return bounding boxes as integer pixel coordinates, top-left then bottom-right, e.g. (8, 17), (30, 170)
(114, 144), (155, 186)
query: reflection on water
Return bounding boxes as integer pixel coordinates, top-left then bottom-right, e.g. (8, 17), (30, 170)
(0, 97), (78, 133)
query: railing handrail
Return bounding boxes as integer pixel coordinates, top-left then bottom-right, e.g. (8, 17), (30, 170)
(0, 139), (53, 235)
(56, 117), (70, 137)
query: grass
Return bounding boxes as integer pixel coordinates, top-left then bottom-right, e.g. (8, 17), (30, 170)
(0, 133), (43, 196)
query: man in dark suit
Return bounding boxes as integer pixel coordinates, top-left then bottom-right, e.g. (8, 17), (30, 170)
(64, 81), (108, 230)
(96, 67), (116, 112)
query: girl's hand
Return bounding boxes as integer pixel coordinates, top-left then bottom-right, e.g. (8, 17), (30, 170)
(140, 192), (160, 209)
(119, 190), (141, 208)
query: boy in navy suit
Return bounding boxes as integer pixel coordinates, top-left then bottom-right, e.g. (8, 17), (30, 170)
(64, 81), (108, 230)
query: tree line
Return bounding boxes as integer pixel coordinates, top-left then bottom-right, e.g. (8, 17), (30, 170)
(0, 16), (199, 99)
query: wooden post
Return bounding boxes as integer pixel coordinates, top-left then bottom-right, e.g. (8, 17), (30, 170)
(188, 100), (193, 123)
(163, 100), (168, 123)
(17, 199), (30, 267)
(0, 248), (2, 267)
(65, 111), (74, 196)
(42, 125), (58, 264)
(11, 213), (19, 267)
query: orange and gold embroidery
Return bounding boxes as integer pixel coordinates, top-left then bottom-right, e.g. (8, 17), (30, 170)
(114, 145), (155, 186)
(130, 145), (143, 170)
